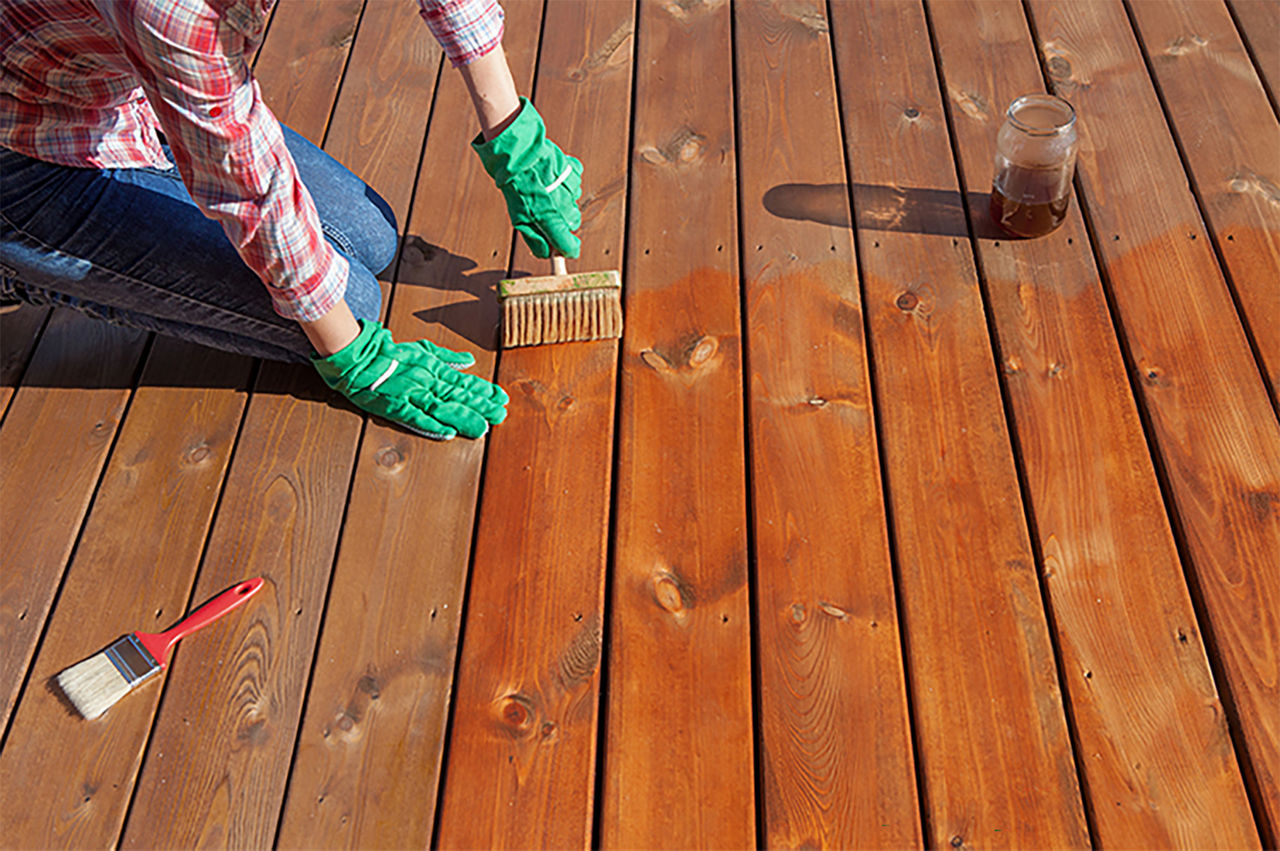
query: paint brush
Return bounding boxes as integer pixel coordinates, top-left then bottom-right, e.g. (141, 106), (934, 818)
(498, 255), (623, 347)
(55, 578), (265, 720)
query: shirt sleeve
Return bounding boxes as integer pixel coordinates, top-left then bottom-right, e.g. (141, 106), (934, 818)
(417, 0), (505, 67)
(98, 0), (348, 323)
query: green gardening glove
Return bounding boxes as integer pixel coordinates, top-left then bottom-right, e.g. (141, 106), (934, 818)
(313, 320), (508, 440)
(472, 97), (583, 259)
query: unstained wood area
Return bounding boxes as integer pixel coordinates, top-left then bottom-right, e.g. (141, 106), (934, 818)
(0, 1), (1276, 848)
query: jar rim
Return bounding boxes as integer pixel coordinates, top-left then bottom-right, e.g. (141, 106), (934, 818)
(1007, 93), (1076, 135)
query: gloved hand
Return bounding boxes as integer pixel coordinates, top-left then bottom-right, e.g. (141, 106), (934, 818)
(472, 97), (583, 260)
(312, 320), (508, 440)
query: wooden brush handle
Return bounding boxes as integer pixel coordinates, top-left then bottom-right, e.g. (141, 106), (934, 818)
(552, 255), (567, 276)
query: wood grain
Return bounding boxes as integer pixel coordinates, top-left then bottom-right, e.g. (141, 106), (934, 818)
(828, 1), (1089, 846)
(1228, 0), (1280, 111)
(0, 303), (50, 418)
(0, 340), (250, 849)
(1129, 0), (1280, 400)
(250, 0), (365, 144)
(434, 2), (631, 847)
(733, 2), (919, 847)
(1027, 0), (1280, 839)
(274, 1), (544, 847)
(930, 0), (1259, 845)
(600, 1), (755, 847)
(0, 312), (146, 732)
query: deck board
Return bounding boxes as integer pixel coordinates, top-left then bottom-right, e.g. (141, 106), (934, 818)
(434, 2), (631, 846)
(2, 0), (1276, 846)
(733, 2), (920, 846)
(600, 1), (756, 847)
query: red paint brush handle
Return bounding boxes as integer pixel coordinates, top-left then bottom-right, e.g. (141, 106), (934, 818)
(135, 578), (265, 666)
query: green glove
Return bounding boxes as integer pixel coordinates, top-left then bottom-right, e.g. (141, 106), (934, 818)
(472, 97), (583, 259)
(313, 320), (508, 440)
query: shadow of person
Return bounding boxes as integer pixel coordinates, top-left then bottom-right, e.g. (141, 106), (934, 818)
(397, 234), (509, 352)
(763, 182), (1005, 241)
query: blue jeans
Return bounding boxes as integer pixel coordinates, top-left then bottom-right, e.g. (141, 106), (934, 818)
(0, 126), (393, 363)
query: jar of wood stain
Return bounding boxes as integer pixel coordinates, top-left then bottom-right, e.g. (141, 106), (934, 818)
(989, 94), (1078, 238)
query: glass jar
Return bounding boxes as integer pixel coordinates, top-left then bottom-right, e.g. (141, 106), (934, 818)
(989, 93), (1078, 238)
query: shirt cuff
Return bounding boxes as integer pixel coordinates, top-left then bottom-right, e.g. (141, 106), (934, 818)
(418, 0), (505, 67)
(267, 247), (350, 323)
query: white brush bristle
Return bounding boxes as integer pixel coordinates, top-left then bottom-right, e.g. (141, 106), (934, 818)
(56, 653), (133, 720)
(501, 288), (623, 347)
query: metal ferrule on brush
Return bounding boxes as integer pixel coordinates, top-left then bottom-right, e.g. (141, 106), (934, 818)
(104, 634), (162, 686)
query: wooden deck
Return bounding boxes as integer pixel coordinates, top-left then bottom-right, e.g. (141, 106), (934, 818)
(1, 0), (1277, 847)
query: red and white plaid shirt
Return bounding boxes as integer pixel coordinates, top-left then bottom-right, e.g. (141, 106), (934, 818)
(0, 0), (504, 322)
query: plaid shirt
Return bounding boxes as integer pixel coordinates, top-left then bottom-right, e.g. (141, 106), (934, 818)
(0, 0), (504, 322)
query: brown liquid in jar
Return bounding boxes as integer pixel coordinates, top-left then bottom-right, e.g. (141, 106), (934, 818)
(989, 163), (1070, 238)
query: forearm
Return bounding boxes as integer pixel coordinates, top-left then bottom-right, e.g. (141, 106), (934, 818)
(458, 44), (521, 141)
(299, 300), (362, 357)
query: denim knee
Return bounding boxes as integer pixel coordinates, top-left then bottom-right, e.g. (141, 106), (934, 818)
(343, 257), (383, 324)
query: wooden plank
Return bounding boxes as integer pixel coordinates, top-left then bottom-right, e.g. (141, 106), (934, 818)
(929, 0), (1259, 845)
(117, 2), (373, 845)
(434, 2), (632, 847)
(0, 340), (250, 849)
(1027, 0), (1280, 838)
(0, 313), (147, 732)
(827, 1), (1089, 846)
(273, 1), (543, 847)
(1229, 0), (1280, 112)
(251, 0), (365, 144)
(1130, 0), (1280, 399)
(0, 303), (50, 418)
(599, 1), (754, 847)
(732, 2), (919, 847)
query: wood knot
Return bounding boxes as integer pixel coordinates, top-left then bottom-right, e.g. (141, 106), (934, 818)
(790, 603), (806, 623)
(895, 292), (919, 311)
(557, 395), (575, 411)
(652, 571), (694, 620)
(1047, 56), (1071, 79)
(904, 106), (920, 119)
(183, 443), (211, 465)
(687, 335), (718, 367)
(375, 446), (404, 470)
(498, 694), (536, 735)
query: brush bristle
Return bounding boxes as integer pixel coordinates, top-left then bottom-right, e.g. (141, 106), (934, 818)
(56, 653), (134, 720)
(501, 287), (623, 347)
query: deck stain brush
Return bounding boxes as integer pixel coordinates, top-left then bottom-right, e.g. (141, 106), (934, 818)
(55, 578), (265, 720)
(498, 255), (623, 347)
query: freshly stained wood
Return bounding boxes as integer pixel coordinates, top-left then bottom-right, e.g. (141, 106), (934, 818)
(0, 340), (250, 849)
(600, 0), (754, 847)
(435, 3), (631, 848)
(1229, 0), (1280, 111)
(1028, 0), (1280, 836)
(1129, 0), (1280, 399)
(733, 1), (919, 846)
(829, 1), (1088, 846)
(0, 304), (49, 418)
(0, 313), (146, 732)
(119, 3), (371, 844)
(275, 1), (543, 847)
(930, 0), (1259, 845)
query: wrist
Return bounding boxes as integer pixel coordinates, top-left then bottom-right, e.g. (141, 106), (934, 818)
(300, 301), (362, 357)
